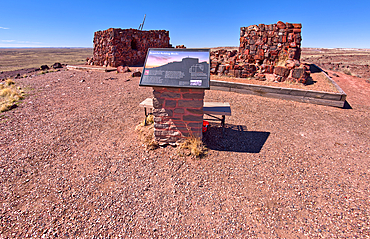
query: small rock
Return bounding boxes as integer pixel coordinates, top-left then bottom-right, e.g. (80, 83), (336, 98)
(52, 62), (63, 69)
(131, 69), (142, 77)
(40, 65), (49, 70)
(332, 73), (339, 77)
(117, 66), (131, 73)
(80, 79), (85, 83)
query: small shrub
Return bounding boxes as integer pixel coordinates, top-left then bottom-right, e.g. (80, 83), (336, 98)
(0, 88), (12, 97)
(5, 79), (15, 86)
(135, 115), (158, 150)
(178, 136), (207, 158)
(146, 114), (154, 125)
(343, 69), (352, 75)
(0, 79), (25, 112)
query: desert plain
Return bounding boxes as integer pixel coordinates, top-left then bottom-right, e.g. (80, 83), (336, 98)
(0, 47), (370, 237)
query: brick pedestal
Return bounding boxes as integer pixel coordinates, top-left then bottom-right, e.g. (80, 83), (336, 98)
(152, 87), (204, 145)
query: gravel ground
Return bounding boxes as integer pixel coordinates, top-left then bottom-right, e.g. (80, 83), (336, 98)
(1, 68), (370, 238)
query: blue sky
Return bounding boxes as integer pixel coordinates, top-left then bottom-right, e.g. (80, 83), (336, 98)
(0, 0), (369, 48)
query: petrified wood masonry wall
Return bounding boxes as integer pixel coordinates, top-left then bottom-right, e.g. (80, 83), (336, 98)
(239, 21), (302, 65)
(92, 28), (170, 67)
(152, 87), (204, 145)
(211, 21), (310, 84)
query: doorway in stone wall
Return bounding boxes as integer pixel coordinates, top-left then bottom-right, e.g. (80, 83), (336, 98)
(131, 39), (138, 50)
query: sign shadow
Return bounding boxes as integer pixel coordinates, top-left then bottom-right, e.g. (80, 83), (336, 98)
(203, 124), (270, 153)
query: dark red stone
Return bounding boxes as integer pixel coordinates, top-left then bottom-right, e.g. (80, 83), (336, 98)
(274, 66), (290, 77)
(276, 21), (286, 29)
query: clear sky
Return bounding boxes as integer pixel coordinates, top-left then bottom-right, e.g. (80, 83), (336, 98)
(0, 0), (369, 48)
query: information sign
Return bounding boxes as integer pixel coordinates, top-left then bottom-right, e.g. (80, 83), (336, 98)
(139, 48), (210, 89)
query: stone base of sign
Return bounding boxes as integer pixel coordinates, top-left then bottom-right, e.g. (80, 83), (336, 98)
(152, 87), (204, 145)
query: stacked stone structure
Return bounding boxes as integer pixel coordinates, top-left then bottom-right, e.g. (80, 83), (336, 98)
(91, 28), (171, 67)
(210, 21), (310, 84)
(239, 21), (302, 64)
(152, 87), (204, 145)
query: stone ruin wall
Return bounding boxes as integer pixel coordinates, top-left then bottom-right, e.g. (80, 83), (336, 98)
(211, 21), (310, 84)
(90, 28), (171, 67)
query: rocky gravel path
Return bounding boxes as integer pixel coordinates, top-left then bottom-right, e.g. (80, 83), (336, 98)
(1, 68), (369, 238)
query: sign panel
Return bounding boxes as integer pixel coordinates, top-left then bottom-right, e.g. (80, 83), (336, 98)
(139, 48), (210, 89)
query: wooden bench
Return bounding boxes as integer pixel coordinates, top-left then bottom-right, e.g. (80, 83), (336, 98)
(139, 98), (231, 127)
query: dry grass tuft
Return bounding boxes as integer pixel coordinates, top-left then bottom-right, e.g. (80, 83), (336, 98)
(135, 115), (158, 150)
(0, 79), (25, 112)
(5, 79), (15, 86)
(178, 136), (207, 158)
(145, 114), (154, 125)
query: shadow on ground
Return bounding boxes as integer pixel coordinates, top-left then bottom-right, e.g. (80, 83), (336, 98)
(203, 124), (270, 153)
(343, 100), (353, 109)
(309, 64), (323, 73)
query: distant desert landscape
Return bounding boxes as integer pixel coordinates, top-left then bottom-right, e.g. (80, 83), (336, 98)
(0, 48), (92, 72)
(1, 47), (370, 237)
(1, 47), (370, 80)
(301, 47), (370, 79)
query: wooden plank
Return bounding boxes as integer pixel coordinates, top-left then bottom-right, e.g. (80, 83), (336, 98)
(233, 88), (345, 108)
(210, 80), (346, 108)
(313, 64), (347, 102)
(304, 97), (345, 108)
(210, 86), (231, 92)
(139, 98), (153, 108)
(139, 98), (232, 115)
(204, 102), (231, 116)
(66, 65), (117, 72)
(211, 80), (343, 99)
(313, 64), (347, 95)
(210, 85), (229, 92)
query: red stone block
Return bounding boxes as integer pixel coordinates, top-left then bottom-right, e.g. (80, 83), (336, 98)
(291, 68), (307, 79)
(261, 65), (274, 74)
(285, 23), (294, 29)
(254, 55), (263, 60)
(270, 50), (279, 56)
(255, 73), (266, 81)
(288, 33), (294, 42)
(292, 23), (302, 29)
(277, 21), (286, 29)
(274, 66), (290, 77)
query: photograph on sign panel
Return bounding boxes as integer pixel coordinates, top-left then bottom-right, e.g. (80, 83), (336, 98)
(140, 49), (210, 88)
